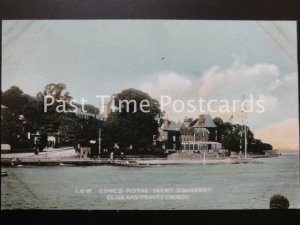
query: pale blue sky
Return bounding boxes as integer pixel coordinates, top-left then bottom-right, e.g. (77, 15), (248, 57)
(2, 20), (298, 150)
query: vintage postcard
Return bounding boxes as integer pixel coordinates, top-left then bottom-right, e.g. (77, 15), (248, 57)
(1, 20), (299, 209)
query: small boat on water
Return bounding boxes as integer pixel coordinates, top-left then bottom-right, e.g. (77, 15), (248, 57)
(1, 171), (8, 176)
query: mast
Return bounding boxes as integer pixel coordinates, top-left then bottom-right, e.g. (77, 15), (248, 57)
(241, 95), (248, 159)
(244, 124), (247, 159)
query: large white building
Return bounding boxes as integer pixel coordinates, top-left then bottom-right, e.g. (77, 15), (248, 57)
(158, 114), (222, 151)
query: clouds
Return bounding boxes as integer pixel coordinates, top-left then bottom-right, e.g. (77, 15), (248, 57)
(141, 57), (295, 115)
(195, 58), (298, 133)
(198, 57), (280, 99)
(139, 57), (298, 150)
(140, 72), (193, 96)
(2, 21), (298, 150)
(269, 72), (298, 98)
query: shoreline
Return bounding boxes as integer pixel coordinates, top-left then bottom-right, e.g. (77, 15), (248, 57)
(1, 157), (254, 167)
(1, 147), (282, 167)
(136, 158), (252, 165)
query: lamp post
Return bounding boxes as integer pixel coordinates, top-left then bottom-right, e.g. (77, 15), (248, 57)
(98, 128), (101, 157)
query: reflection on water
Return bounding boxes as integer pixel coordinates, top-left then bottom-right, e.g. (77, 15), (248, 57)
(1, 153), (299, 209)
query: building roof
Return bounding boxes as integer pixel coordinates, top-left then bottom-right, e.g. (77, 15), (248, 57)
(193, 114), (217, 128)
(161, 120), (181, 131)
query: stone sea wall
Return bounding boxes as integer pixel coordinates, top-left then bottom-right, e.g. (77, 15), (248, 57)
(167, 151), (224, 160)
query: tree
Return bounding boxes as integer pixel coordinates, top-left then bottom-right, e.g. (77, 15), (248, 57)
(1, 83), (105, 150)
(58, 114), (102, 147)
(2, 86), (28, 114)
(34, 83), (73, 134)
(42, 83), (72, 102)
(1, 87), (36, 149)
(103, 89), (162, 154)
(212, 117), (272, 153)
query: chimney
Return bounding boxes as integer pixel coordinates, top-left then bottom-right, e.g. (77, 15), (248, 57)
(198, 114), (205, 127)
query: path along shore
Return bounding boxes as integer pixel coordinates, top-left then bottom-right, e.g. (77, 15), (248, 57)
(1, 158), (253, 167)
(1, 147), (254, 167)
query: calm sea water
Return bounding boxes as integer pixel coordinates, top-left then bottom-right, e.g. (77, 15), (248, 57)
(1, 153), (299, 209)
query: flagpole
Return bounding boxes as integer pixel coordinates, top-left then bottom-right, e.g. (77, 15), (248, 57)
(244, 125), (247, 159)
(241, 94), (248, 159)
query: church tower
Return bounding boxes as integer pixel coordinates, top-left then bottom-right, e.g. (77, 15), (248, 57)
(99, 99), (111, 120)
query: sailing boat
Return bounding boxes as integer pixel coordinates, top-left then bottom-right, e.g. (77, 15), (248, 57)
(1, 168), (8, 176)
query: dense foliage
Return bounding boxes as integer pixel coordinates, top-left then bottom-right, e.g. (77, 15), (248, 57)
(210, 117), (272, 152)
(1, 84), (101, 150)
(1, 85), (272, 154)
(102, 88), (163, 155)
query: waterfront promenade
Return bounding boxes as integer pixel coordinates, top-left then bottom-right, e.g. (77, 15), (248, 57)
(1, 147), (253, 167)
